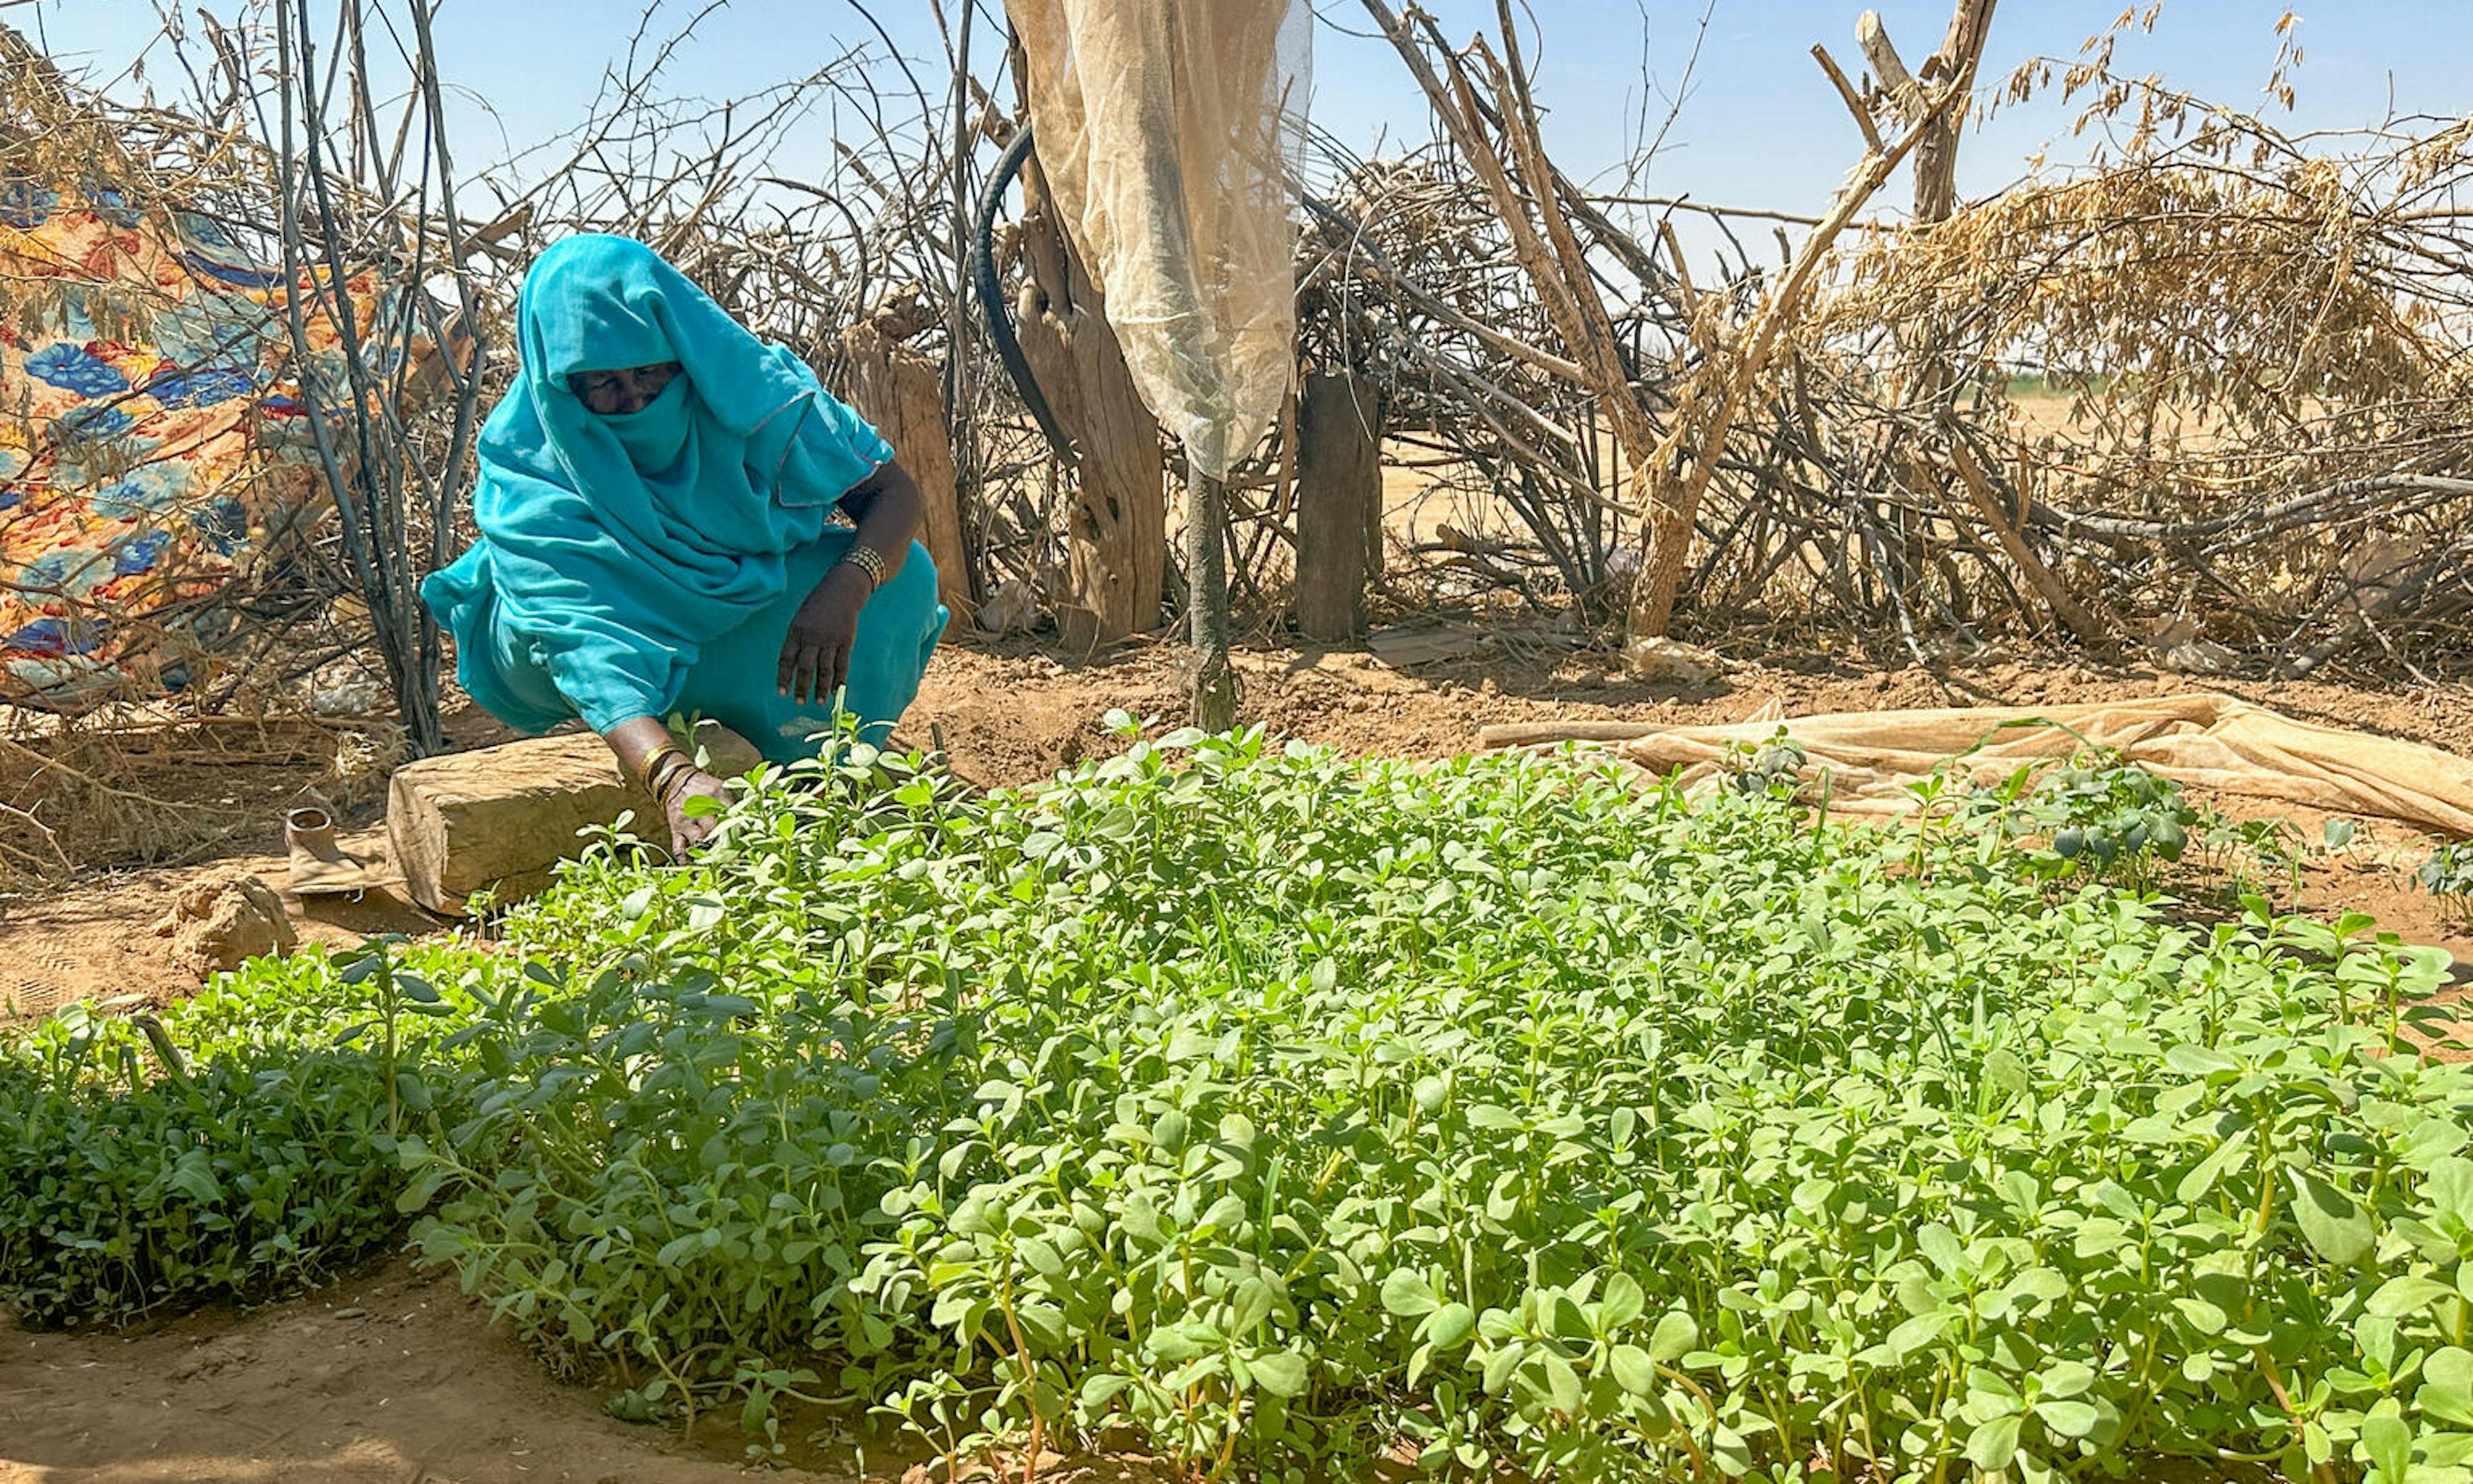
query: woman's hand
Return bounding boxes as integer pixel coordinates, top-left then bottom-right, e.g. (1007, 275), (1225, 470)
(777, 462), (923, 709)
(601, 717), (734, 856)
(661, 767), (735, 854)
(778, 561), (874, 706)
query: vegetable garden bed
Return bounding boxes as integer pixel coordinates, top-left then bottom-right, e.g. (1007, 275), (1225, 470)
(5, 722), (2470, 1484)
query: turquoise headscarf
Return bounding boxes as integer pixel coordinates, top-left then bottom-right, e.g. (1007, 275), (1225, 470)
(422, 234), (892, 734)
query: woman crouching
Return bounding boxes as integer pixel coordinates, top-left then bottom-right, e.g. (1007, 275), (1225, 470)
(422, 234), (947, 850)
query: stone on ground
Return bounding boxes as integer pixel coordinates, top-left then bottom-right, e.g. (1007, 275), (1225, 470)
(152, 871), (297, 979)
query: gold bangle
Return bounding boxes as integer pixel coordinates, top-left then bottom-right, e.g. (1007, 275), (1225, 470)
(655, 762), (699, 809)
(841, 543), (887, 592)
(639, 744), (687, 794)
(657, 755), (699, 798)
(645, 756), (683, 800)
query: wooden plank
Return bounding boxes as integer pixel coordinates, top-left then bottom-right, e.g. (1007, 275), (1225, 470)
(840, 323), (973, 625)
(386, 725), (760, 914)
(1294, 372), (1381, 642)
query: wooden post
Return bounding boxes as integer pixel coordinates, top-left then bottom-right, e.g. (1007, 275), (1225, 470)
(839, 322), (972, 626)
(1189, 467), (1238, 730)
(1293, 371), (1381, 642)
(1011, 143), (1168, 640)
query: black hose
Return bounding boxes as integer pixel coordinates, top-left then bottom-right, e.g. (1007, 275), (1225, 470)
(974, 123), (1079, 467)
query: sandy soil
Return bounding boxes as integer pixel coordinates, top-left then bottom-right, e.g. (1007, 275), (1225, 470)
(1, 1260), (815, 1484)
(6, 632), (2473, 1482)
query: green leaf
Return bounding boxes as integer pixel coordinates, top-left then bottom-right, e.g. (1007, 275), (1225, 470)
(1120, 1196), (1164, 1245)
(1540, 1351), (1584, 1415)
(393, 1169), (448, 1214)
(2177, 1138), (2246, 1205)
(2429, 1158), (2473, 1228)
(1967, 1413), (2023, 1472)
(2362, 1413), (2413, 1483)
(1481, 1342), (1522, 1396)
(1705, 1422), (1757, 1479)
(1425, 1301), (1476, 1349)
(2370, 1275), (2459, 1318)
(1598, 1271), (1646, 1330)
(2172, 1294), (2230, 1335)
(2292, 1170), (2376, 1266)
(1981, 1048), (2030, 1097)
(1648, 1310), (1699, 1363)
(1886, 1311), (1950, 1360)
(1608, 1343), (1658, 1396)
(1228, 1277), (1275, 1337)
(166, 1156), (222, 1205)
(2420, 1348), (2473, 1427)
(2035, 1398), (2101, 1438)
(1381, 1270), (1440, 1319)
(2166, 1043), (2241, 1076)
(1247, 1349), (1309, 1399)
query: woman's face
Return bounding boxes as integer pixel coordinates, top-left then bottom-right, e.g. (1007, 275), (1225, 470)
(570, 361), (683, 416)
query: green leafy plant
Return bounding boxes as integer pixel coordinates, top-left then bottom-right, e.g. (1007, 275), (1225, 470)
(7, 729), (2472, 1484)
(1721, 728), (1810, 802)
(0, 950), (459, 1326)
(2417, 842), (2473, 928)
(2002, 751), (2197, 892)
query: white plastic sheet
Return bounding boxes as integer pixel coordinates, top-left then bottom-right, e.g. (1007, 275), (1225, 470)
(1007, 0), (1309, 478)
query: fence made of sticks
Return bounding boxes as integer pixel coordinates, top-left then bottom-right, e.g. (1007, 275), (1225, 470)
(5, 0), (2470, 879)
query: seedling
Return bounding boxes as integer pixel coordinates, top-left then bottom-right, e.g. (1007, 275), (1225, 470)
(2416, 841), (2473, 928)
(2004, 751), (2195, 893)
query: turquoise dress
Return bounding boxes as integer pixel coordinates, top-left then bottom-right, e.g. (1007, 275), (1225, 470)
(465, 529), (946, 763)
(422, 236), (947, 764)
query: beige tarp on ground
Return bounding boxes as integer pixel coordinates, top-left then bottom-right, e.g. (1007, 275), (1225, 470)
(1481, 693), (2473, 839)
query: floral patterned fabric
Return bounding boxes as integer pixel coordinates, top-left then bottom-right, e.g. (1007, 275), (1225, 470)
(0, 183), (399, 704)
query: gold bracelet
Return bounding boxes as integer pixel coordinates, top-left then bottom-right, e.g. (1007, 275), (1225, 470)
(639, 744), (688, 794)
(646, 756), (685, 800)
(840, 542), (887, 592)
(654, 761), (699, 808)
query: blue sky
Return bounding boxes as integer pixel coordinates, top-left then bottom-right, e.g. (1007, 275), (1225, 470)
(24, 1), (2470, 247)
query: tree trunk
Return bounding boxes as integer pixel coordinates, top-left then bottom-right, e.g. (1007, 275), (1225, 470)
(1911, 0), (1999, 225)
(838, 323), (972, 626)
(1012, 187), (1166, 640)
(1188, 468), (1238, 729)
(1293, 372), (1381, 643)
